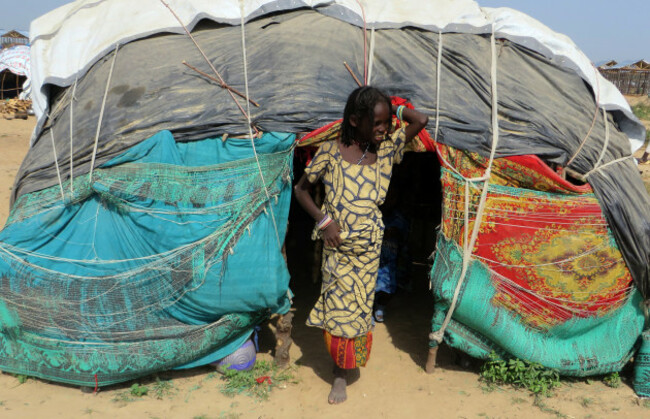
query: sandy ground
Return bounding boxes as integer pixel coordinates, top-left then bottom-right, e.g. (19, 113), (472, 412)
(0, 114), (650, 419)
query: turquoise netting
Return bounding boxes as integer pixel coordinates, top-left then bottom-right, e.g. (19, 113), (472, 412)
(0, 130), (294, 386)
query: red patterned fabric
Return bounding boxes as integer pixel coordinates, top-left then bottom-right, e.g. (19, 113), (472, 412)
(438, 144), (634, 331)
(323, 330), (373, 369)
(298, 96), (435, 156)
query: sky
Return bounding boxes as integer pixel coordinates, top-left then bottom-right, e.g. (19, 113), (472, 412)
(3, 0), (649, 63)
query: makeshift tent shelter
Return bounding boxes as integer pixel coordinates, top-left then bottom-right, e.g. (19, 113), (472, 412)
(2, 0), (649, 394)
(0, 44), (30, 99)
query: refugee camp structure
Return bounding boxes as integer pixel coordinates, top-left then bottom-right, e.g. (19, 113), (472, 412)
(2, 0), (649, 397)
(0, 44), (30, 99)
(599, 59), (650, 95)
(0, 70), (25, 99)
(0, 30), (29, 49)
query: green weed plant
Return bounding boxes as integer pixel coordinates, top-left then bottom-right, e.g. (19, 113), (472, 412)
(220, 360), (296, 401)
(632, 104), (650, 121)
(129, 383), (149, 397)
(13, 374), (29, 384)
(533, 395), (567, 418)
(480, 352), (561, 396)
(151, 378), (175, 399)
(602, 372), (621, 388)
(112, 383), (149, 404)
(631, 103), (650, 142)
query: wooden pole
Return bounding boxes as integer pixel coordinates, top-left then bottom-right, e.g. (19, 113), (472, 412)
(273, 311), (294, 368)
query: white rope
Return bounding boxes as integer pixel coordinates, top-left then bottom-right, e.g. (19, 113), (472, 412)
(446, 215), (607, 230)
(591, 108), (610, 172)
(431, 27), (501, 344)
(583, 155), (634, 179)
(431, 32), (494, 183)
(69, 78), (77, 194)
(434, 31), (443, 144)
(49, 128), (65, 201)
(566, 64), (601, 168)
(239, 0), (282, 249)
(89, 44), (119, 183)
(564, 107), (614, 183)
(367, 27), (375, 84)
(463, 180), (469, 255)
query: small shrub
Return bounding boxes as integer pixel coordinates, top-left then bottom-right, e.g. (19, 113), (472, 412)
(129, 383), (149, 397)
(603, 372), (621, 388)
(480, 352), (561, 397)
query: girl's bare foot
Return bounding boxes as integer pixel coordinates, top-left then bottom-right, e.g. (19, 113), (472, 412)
(328, 366), (347, 404)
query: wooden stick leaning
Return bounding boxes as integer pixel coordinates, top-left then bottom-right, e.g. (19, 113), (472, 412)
(159, 0), (260, 134)
(343, 61), (363, 87)
(182, 61), (260, 107)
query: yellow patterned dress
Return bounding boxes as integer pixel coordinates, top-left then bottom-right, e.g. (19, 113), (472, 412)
(304, 126), (406, 368)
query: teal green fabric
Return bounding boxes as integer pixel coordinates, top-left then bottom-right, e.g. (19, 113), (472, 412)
(430, 236), (645, 376)
(634, 331), (650, 397)
(0, 130), (294, 385)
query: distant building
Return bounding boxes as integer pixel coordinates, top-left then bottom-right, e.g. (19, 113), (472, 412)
(627, 60), (650, 70)
(598, 60), (619, 69)
(1, 30), (29, 49)
(598, 59), (650, 95)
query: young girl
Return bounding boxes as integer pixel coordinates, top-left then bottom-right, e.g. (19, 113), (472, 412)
(294, 86), (428, 404)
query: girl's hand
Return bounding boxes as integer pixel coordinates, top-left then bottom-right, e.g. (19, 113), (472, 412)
(322, 221), (342, 248)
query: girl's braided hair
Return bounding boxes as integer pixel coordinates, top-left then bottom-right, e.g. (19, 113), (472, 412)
(340, 86), (391, 146)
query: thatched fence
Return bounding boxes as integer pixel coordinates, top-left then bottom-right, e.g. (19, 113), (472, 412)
(599, 68), (650, 95)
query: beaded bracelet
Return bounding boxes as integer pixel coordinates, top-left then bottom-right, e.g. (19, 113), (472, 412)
(396, 105), (405, 121)
(317, 215), (333, 230)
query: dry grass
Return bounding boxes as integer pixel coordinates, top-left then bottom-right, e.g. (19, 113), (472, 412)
(626, 95), (650, 194)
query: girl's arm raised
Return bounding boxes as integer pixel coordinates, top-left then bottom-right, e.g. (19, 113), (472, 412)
(293, 173), (342, 247)
(393, 104), (429, 143)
